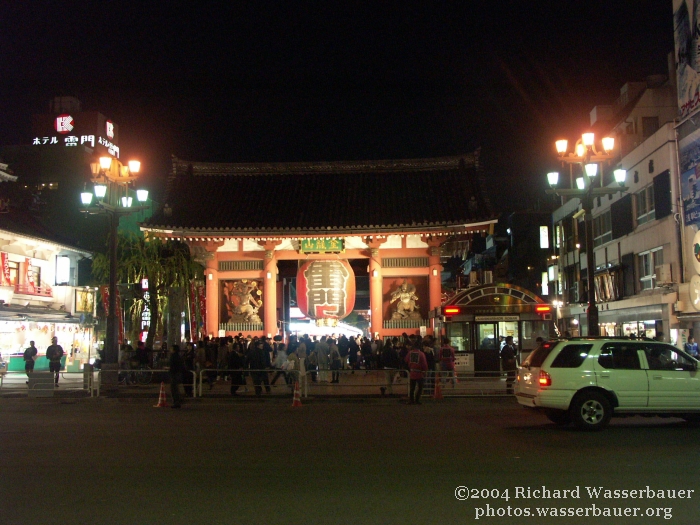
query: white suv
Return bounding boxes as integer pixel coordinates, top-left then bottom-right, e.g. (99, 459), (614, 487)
(515, 338), (700, 430)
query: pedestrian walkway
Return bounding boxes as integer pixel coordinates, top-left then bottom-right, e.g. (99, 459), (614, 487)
(0, 368), (515, 399)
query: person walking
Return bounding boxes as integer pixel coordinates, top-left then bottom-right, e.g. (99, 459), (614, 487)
(338, 334), (349, 369)
(217, 338), (229, 381)
(246, 338), (271, 396)
(286, 347), (300, 388)
(23, 341), (38, 384)
(439, 337), (456, 387)
(227, 341), (246, 396)
(380, 340), (400, 395)
(169, 344), (185, 408)
(405, 343), (428, 405)
(270, 343), (288, 386)
(195, 341), (214, 390)
(46, 337), (64, 387)
(135, 341), (149, 367)
(422, 339), (437, 395)
(329, 340), (342, 383)
(360, 337), (373, 370)
(348, 335), (359, 371)
(315, 336), (330, 382)
(500, 336), (517, 394)
(183, 342), (196, 398)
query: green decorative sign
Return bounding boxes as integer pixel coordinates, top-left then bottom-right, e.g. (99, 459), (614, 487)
(300, 238), (344, 253)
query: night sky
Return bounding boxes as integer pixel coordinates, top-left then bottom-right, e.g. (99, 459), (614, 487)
(1, 1), (674, 206)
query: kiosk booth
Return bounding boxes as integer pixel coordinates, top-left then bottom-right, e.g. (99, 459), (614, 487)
(430, 283), (555, 373)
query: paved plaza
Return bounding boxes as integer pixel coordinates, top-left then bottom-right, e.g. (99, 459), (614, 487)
(2, 394), (700, 525)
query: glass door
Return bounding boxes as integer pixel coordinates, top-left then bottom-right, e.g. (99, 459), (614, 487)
(477, 323), (498, 350)
(475, 323), (499, 372)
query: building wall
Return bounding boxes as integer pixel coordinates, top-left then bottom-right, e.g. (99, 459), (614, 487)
(553, 117), (682, 341)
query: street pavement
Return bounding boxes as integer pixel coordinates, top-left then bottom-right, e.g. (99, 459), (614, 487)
(2, 395), (700, 525)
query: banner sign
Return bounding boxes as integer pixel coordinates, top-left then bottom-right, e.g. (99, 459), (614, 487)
(25, 258), (35, 293)
(1, 252), (9, 286)
(99, 285), (124, 344)
(197, 284), (206, 336)
(299, 238), (344, 253)
(679, 125), (700, 227)
(674, 0), (700, 118)
(189, 281), (199, 343)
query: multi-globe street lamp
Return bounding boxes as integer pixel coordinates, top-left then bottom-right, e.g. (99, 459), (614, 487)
(546, 133), (627, 336)
(81, 156), (148, 364)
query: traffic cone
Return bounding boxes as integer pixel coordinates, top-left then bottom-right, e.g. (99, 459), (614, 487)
(292, 381), (302, 407)
(433, 374), (444, 400)
(154, 381), (168, 408)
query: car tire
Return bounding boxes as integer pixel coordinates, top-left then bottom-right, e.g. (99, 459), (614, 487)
(545, 409), (571, 426)
(570, 391), (612, 431)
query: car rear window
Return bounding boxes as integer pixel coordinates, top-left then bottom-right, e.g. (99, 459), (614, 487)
(598, 343), (642, 370)
(550, 344), (593, 368)
(522, 341), (556, 367)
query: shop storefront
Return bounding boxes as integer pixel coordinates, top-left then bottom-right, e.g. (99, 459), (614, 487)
(0, 317), (95, 373)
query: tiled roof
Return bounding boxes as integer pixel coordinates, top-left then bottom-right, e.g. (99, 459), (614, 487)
(142, 152), (495, 235)
(0, 210), (92, 255)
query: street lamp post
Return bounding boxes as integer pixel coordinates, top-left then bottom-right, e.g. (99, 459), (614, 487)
(81, 156), (148, 364)
(546, 133), (627, 336)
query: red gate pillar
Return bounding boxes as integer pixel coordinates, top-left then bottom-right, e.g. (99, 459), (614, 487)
(261, 242), (281, 337)
(205, 263), (219, 338)
(427, 240), (443, 314)
(194, 240), (224, 338)
(367, 239), (385, 337)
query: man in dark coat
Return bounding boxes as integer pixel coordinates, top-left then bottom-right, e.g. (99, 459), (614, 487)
(23, 341), (38, 383)
(227, 342), (246, 395)
(500, 336), (517, 394)
(246, 339), (271, 396)
(169, 344), (185, 408)
(183, 342), (196, 398)
(46, 337), (64, 387)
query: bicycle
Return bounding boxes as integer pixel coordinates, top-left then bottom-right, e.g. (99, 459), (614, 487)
(133, 365), (152, 385)
(118, 363), (153, 385)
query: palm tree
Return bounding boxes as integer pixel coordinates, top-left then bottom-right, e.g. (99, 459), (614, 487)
(93, 233), (204, 349)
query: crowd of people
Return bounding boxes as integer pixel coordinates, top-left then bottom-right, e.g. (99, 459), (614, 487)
(140, 332), (460, 405)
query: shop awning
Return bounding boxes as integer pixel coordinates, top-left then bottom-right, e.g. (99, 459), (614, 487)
(0, 303), (82, 323)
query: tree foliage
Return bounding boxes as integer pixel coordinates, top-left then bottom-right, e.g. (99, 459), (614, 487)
(92, 233), (204, 348)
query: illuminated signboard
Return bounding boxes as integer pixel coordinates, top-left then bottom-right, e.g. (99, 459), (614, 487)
(31, 111), (120, 157)
(539, 226), (549, 249)
(300, 238), (344, 253)
(55, 114), (74, 133)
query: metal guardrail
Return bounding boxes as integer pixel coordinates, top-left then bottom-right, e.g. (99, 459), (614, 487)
(196, 368), (293, 398)
(426, 370), (514, 397)
(0, 370), (99, 396)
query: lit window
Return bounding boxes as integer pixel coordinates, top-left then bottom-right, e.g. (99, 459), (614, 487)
(638, 248), (663, 290)
(637, 186), (655, 225)
(593, 211), (612, 247)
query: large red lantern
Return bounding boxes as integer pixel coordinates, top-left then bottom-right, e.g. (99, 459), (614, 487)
(297, 260), (356, 321)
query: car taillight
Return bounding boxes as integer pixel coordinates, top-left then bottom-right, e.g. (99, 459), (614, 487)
(539, 370), (551, 387)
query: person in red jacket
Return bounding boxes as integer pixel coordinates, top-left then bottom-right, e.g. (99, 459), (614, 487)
(405, 343), (428, 405)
